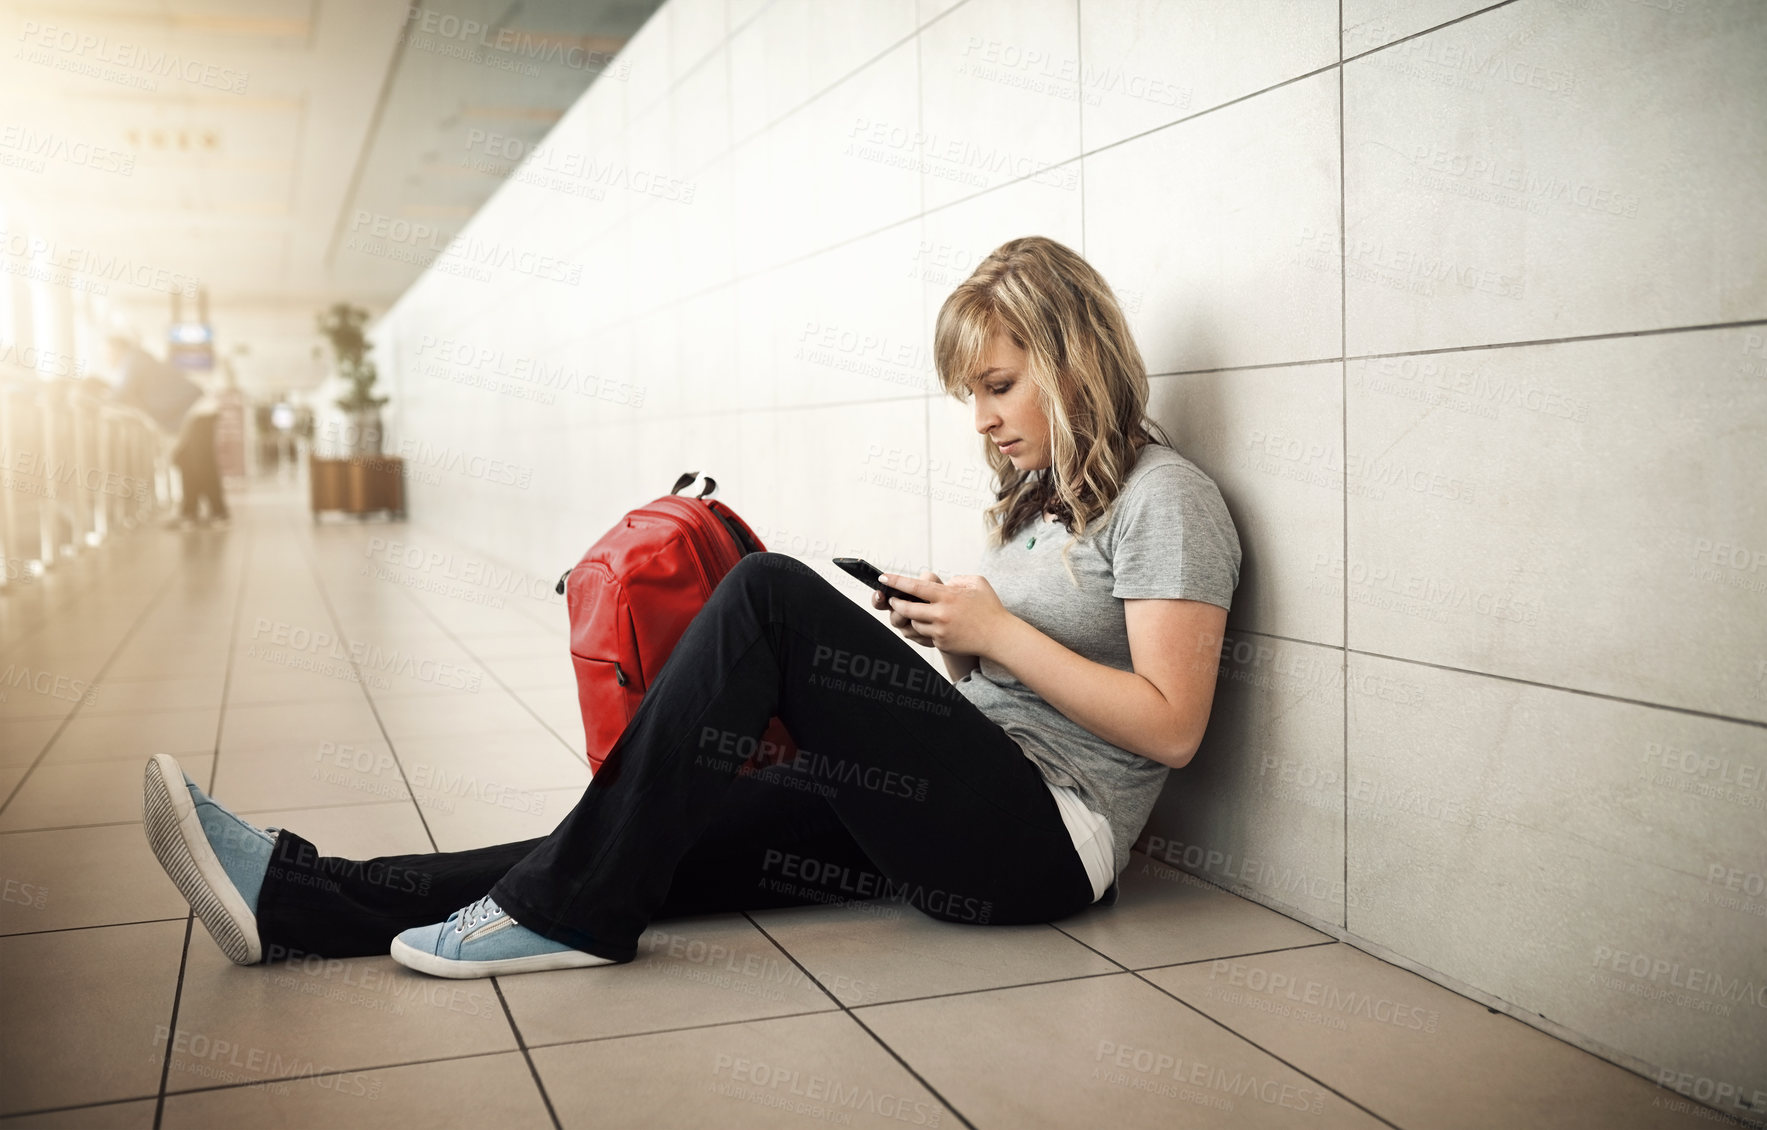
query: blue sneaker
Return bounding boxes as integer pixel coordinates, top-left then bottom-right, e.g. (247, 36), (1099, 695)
(389, 895), (616, 979)
(141, 753), (277, 965)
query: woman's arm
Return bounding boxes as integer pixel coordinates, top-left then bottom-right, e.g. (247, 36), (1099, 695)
(986, 598), (1227, 769)
(872, 571), (980, 683)
(937, 648), (980, 683)
(878, 572), (1228, 768)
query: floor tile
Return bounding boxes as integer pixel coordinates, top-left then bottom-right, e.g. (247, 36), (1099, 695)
(41, 708), (219, 764)
(483, 654), (576, 691)
(160, 1051), (552, 1129)
(84, 676), (226, 716)
(1143, 943), (1728, 1130)
(0, 1098), (157, 1128)
(212, 742), (412, 812)
(396, 728), (590, 798)
(369, 690), (540, 740)
(167, 941), (517, 1092)
(533, 1010), (956, 1130)
(0, 755), (215, 833)
(499, 913), (838, 1046)
(1058, 850), (1333, 970)
(856, 972), (1386, 1130)
(0, 684), (80, 722)
(0, 717), (64, 770)
(103, 649), (230, 681)
(521, 691), (588, 757)
(217, 700), (383, 756)
(752, 900), (1118, 1005)
(455, 631), (567, 661)
(230, 800), (435, 860)
(418, 784), (581, 851)
(224, 659), (373, 705)
(0, 823), (189, 935)
(0, 920), (186, 1115)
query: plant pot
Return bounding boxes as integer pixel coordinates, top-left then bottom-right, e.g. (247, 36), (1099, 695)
(338, 407), (383, 457)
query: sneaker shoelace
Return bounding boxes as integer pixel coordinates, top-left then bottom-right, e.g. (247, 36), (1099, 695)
(454, 895), (502, 936)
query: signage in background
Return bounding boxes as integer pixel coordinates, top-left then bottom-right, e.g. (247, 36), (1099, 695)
(168, 288), (214, 372)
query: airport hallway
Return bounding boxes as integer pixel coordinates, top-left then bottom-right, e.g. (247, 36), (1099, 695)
(0, 488), (1725, 1129)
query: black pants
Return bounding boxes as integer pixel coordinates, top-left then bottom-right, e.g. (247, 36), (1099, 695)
(174, 413), (228, 521)
(256, 552), (1099, 963)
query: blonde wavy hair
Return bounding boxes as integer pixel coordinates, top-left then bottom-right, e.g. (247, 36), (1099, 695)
(934, 236), (1172, 585)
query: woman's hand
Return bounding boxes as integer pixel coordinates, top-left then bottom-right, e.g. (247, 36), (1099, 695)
(871, 570), (940, 647)
(877, 571), (1013, 660)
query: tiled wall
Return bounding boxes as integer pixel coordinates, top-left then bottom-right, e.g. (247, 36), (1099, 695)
(372, 0), (1767, 1104)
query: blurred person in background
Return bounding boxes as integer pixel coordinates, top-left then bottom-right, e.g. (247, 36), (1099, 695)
(171, 375), (229, 528)
(105, 334), (227, 527)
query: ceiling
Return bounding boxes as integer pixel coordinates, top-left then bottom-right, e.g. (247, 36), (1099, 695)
(0, 0), (657, 392)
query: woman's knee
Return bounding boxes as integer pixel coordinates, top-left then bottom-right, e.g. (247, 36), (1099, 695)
(725, 551), (821, 598)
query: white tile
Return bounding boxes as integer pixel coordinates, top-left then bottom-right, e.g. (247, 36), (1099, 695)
(1343, 0), (1495, 55)
(669, 0), (728, 85)
(618, 0), (675, 117)
(917, 0), (1081, 210)
(1152, 361), (1344, 646)
(916, 164), (1085, 333)
(1084, 69), (1342, 375)
(926, 394), (1000, 579)
(1345, 328), (1767, 721)
(1139, 635), (1348, 927)
(1343, 1), (1767, 354)
(774, 399), (933, 583)
(1347, 655), (1767, 1106)
(1080, 0), (1338, 151)
(773, 222), (931, 408)
(729, 0), (916, 147)
(764, 36), (920, 265)
(670, 30), (730, 176)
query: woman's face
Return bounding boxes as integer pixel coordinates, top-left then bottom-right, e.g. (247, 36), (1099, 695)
(970, 328), (1051, 471)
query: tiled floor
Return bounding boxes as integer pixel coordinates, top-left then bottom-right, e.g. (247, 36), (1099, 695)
(0, 488), (1734, 1129)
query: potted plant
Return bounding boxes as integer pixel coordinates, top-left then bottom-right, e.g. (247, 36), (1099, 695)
(316, 302), (386, 457)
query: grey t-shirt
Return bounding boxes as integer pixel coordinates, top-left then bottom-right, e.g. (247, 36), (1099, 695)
(955, 443), (1242, 875)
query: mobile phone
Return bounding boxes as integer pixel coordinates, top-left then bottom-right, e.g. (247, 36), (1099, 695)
(833, 557), (926, 603)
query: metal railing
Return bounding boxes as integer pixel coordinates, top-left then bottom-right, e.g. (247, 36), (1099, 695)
(0, 377), (171, 588)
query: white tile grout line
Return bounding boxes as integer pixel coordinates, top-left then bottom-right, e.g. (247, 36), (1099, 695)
(285, 509), (444, 855)
(150, 512), (257, 1130)
(151, 917), (196, 1130)
(489, 978), (565, 1130)
(0, 535), (237, 820)
(1339, 0), (1352, 944)
(740, 909), (984, 1130)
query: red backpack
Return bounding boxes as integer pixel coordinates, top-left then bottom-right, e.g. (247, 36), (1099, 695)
(554, 471), (798, 777)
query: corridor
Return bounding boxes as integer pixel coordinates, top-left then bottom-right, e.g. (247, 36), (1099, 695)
(0, 489), (1727, 1129)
